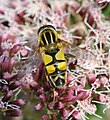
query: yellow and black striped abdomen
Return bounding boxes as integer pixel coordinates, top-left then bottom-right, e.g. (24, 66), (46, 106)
(42, 48), (67, 88)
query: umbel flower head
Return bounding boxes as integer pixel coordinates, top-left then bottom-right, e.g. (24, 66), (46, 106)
(0, 0), (110, 120)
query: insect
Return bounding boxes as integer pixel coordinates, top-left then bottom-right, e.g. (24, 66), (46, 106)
(18, 25), (95, 89)
(37, 25), (67, 88)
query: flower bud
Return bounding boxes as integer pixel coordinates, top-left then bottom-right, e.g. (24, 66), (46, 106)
(9, 99), (25, 107)
(0, 56), (5, 66)
(87, 73), (96, 83)
(77, 90), (89, 100)
(9, 44), (21, 57)
(60, 89), (76, 102)
(72, 110), (81, 120)
(39, 94), (47, 102)
(3, 72), (11, 81)
(1, 57), (10, 72)
(2, 91), (13, 102)
(60, 108), (68, 118)
(47, 103), (54, 110)
(37, 87), (44, 95)
(9, 81), (21, 90)
(1, 85), (9, 92)
(6, 109), (22, 117)
(55, 101), (63, 110)
(35, 102), (44, 110)
(20, 48), (29, 57)
(42, 114), (49, 120)
(0, 45), (3, 55)
(8, 58), (15, 73)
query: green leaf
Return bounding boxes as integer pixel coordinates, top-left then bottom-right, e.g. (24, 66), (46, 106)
(103, 5), (110, 17)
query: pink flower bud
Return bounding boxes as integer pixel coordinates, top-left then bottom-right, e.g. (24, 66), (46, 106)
(39, 94), (47, 102)
(20, 48), (29, 57)
(9, 44), (21, 57)
(8, 58), (15, 73)
(35, 102), (44, 110)
(9, 81), (21, 90)
(55, 101), (63, 110)
(1, 57), (10, 72)
(77, 90), (89, 100)
(42, 114), (49, 120)
(100, 76), (109, 86)
(6, 109), (22, 117)
(60, 108), (68, 118)
(0, 45), (3, 55)
(3, 72), (11, 81)
(0, 56), (5, 66)
(87, 73), (96, 83)
(60, 89), (76, 102)
(37, 87), (44, 95)
(47, 103), (54, 110)
(72, 110), (81, 120)
(2, 91), (13, 102)
(9, 99), (25, 107)
(1, 85), (9, 92)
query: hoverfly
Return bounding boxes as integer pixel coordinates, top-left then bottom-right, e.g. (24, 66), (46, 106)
(37, 25), (67, 88)
(17, 25), (95, 89)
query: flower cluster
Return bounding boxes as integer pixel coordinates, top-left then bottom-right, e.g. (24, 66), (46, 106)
(0, 34), (25, 116)
(0, 0), (110, 120)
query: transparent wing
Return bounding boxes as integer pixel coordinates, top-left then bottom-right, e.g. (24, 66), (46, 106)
(68, 47), (96, 69)
(60, 39), (96, 69)
(17, 53), (42, 80)
(69, 47), (95, 59)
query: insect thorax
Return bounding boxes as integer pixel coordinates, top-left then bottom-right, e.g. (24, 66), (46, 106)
(38, 28), (58, 47)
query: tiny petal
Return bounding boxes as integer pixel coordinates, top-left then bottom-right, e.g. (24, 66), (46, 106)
(35, 102), (44, 110)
